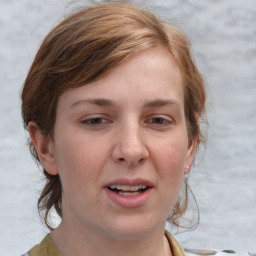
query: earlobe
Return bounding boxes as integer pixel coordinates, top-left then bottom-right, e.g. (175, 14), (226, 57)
(28, 121), (58, 175)
(184, 139), (197, 174)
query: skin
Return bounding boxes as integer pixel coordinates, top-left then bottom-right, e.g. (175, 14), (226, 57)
(29, 47), (196, 256)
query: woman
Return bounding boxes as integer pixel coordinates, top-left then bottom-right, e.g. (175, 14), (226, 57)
(21, 2), (206, 256)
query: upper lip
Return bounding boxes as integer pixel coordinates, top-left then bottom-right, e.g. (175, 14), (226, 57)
(104, 178), (154, 188)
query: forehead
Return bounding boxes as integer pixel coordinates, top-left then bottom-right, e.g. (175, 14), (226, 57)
(57, 47), (184, 111)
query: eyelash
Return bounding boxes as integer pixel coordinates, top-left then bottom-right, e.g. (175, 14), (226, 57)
(145, 116), (173, 127)
(80, 115), (173, 129)
(81, 117), (110, 126)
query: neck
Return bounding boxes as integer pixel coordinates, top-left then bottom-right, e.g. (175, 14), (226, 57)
(51, 221), (172, 256)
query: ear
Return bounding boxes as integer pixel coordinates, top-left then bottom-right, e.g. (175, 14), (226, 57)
(28, 121), (58, 175)
(184, 139), (197, 174)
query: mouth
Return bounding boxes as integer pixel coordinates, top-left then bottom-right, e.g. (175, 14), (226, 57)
(104, 179), (153, 207)
(107, 184), (149, 196)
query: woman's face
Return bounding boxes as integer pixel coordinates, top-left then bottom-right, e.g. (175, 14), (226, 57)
(47, 47), (195, 240)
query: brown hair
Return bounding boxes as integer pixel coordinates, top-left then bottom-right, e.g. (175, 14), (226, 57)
(21, 2), (206, 230)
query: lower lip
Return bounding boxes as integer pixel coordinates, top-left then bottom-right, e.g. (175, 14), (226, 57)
(104, 187), (153, 208)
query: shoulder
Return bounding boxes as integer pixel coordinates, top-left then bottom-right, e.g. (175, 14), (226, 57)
(165, 230), (186, 256)
(22, 234), (62, 256)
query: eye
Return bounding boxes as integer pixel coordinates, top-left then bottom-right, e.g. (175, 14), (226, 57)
(81, 116), (111, 127)
(145, 115), (173, 128)
(149, 117), (168, 124)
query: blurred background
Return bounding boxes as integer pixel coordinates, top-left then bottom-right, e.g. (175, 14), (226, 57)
(0, 0), (255, 255)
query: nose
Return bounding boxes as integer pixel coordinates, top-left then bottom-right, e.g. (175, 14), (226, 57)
(112, 123), (149, 167)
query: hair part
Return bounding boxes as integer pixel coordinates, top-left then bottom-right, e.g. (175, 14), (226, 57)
(21, 2), (206, 230)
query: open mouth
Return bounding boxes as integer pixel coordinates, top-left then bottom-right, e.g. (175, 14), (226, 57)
(107, 184), (149, 196)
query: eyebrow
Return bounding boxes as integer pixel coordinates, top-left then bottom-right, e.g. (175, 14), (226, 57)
(70, 98), (181, 109)
(71, 98), (118, 108)
(143, 99), (181, 108)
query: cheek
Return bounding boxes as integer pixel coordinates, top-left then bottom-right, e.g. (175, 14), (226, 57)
(158, 150), (185, 187)
(151, 140), (187, 215)
(53, 131), (109, 189)
(154, 135), (188, 172)
(151, 133), (188, 191)
(53, 141), (101, 210)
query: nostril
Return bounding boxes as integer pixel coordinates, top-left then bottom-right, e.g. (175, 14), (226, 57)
(138, 158), (144, 163)
(116, 157), (145, 166)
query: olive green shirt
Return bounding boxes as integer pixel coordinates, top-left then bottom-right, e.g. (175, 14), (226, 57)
(23, 230), (185, 256)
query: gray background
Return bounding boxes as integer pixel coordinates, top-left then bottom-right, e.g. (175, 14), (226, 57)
(0, 0), (255, 255)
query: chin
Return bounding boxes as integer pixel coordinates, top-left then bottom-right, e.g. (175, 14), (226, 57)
(103, 214), (165, 241)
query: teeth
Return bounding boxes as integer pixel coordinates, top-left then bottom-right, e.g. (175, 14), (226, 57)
(118, 191), (140, 196)
(110, 184), (147, 191)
